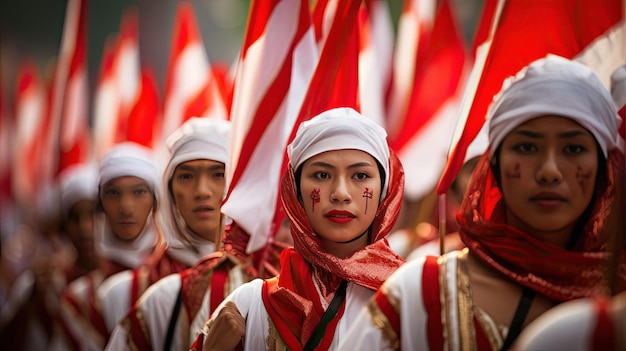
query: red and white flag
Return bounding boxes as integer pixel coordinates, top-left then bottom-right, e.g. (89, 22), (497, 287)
(357, 0), (394, 127)
(160, 1), (228, 150)
(387, 0), (467, 200)
(437, 0), (625, 194)
(12, 62), (48, 210)
(93, 7), (141, 160)
(221, 0), (319, 254)
(51, 0), (92, 178)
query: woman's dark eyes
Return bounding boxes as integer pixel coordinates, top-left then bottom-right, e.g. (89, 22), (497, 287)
(514, 143), (535, 152)
(564, 145), (586, 154)
(314, 172), (329, 179)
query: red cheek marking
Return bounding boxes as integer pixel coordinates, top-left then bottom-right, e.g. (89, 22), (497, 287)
(504, 163), (521, 179)
(576, 167), (593, 187)
(363, 188), (373, 215)
(310, 188), (320, 212)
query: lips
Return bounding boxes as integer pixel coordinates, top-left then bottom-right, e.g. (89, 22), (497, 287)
(117, 221), (136, 226)
(193, 205), (216, 218)
(530, 191), (566, 207)
(325, 210), (355, 224)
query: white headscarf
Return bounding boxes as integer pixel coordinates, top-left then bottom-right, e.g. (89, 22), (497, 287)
(488, 54), (621, 158)
(288, 107), (390, 198)
(59, 162), (98, 219)
(96, 142), (161, 268)
(160, 117), (232, 266)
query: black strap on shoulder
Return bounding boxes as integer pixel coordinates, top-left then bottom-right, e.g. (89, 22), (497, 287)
(163, 286), (184, 351)
(303, 280), (348, 351)
(500, 286), (536, 351)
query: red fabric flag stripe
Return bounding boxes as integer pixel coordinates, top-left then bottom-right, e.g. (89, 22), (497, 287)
(126, 68), (161, 148)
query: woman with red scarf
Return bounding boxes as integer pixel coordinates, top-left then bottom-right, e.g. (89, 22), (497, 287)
(340, 55), (626, 350)
(191, 107), (405, 350)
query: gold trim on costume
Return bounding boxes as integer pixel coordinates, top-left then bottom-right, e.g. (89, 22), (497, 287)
(266, 316), (288, 351)
(456, 249), (477, 351)
(367, 299), (400, 350)
(438, 254), (451, 351)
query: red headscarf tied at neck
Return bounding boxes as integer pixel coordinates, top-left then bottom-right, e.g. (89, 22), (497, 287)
(458, 55), (626, 302)
(262, 107), (405, 350)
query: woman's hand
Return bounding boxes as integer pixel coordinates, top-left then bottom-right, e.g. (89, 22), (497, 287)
(202, 301), (246, 351)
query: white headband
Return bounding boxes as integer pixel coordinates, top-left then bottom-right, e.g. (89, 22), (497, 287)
(163, 117), (231, 183)
(59, 162), (98, 217)
(99, 142), (159, 190)
(488, 55), (620, 158)
(287, 107), (390, 198)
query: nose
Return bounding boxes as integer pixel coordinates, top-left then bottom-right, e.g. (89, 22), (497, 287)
(536, 150), (563, 184)
(78, 214), (94, 238)
(120, 194), (134, 215)
(194, 175), (213, 199)
(330, 178), (352, 203)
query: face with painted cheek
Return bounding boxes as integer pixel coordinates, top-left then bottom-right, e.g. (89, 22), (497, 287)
(299, 149), (382, 258)
(498, 116), (599, 247)
(100, 176), (155, 241)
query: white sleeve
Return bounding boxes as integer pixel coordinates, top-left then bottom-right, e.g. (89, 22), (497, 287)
(105, 273), (183, 351)
(97, 270), (133, 333)
(340, 257), (430, 351)
(514, 299), (595, 351)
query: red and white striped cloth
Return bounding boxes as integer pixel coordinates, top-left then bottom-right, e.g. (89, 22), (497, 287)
(53, 0), (92, 177)
(12, 63), (47, 210)
(222, 0), (319, 254)
(92, 7), (141, 160)
(160, 1), (228, 157)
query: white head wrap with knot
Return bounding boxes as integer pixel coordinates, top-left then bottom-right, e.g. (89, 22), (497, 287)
(96, 142), (160, 268)
(161, 117), (232, 266)
(287, 107), (390, 198)
(487, 54), (621, 158)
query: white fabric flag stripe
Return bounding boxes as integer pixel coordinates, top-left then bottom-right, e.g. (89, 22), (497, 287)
(222, 0), (318, 253)
(93, 40), (118, 160)
(358, 1), (393, 127)
(386, 0), (436, 137)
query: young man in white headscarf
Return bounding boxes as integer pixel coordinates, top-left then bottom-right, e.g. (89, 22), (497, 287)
(104, 117), (271, 351)
(53, 142), (162, 350)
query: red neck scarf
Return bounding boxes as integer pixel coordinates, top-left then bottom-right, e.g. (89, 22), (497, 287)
(262, 151), (405, 349)
(458, 151), (626, 302)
